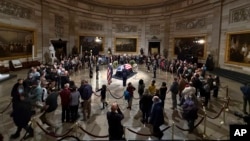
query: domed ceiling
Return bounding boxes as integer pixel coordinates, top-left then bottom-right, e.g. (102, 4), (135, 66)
(79, 0), (183, 8)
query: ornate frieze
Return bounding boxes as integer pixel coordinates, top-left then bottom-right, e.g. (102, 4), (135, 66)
(149, 24), (161, 35)
(115, 24), (137, 33)
(230, 5), (250, 23)
(0, 0), (32, 19)
(80, 20), (103, 31)
(175, 18), (206, 30)
(55, 15), (64, 38)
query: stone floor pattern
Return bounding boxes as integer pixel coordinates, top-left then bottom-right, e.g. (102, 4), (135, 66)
(0, 65), (246, 141)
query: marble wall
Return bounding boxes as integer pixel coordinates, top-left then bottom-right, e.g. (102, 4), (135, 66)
(0, 0), (249, 74)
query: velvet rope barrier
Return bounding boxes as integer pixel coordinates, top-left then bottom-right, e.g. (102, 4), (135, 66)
(78, 125), (109, 138)
(126, 126), (171, 136)
(107, 89), (124, 99)
(0, 101), (12, 114)
(93, 92), (101, 97)
(220, 85), (228, 89)
(57, 135), (81, 141)
(36, 121), (74, 138)
(206, 106), (225, 119)
(175, 117), (205, 131)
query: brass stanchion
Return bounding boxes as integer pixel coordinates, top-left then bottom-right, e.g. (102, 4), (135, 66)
(74, 122), (79, 138)
(30, 117), (36, 129)
(224, 86), (228, 100)
(123, 126), (126, 140)
(106, 88), (110, 103)
(203, 106), (207, 139)
(220, 104), (226, 125)
(172, 122), (175, 140)
(225, 86), (229, 111)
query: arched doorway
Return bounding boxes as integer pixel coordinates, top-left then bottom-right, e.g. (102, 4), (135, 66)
(51, 39), (67, 60)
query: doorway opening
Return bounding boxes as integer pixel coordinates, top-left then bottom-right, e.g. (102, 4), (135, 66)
(148, 42), (160, 55)
(51, 39), (67, 60)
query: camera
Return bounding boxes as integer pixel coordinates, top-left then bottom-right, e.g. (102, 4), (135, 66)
(234, 112), (250, 125)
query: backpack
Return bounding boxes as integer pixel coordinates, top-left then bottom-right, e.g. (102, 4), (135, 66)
(124, 90), (130, 100)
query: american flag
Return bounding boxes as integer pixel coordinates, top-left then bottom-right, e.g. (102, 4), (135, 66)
(107, 65), (112, 85)
(124, 64), (132, 70)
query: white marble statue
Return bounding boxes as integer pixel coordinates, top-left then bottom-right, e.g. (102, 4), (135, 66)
(49, 43), (56, 64)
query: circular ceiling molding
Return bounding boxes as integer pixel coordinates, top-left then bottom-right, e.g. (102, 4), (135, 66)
(78, 0), (184, 9)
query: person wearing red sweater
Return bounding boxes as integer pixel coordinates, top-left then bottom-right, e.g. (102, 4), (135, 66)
(60, 83), (71, 122)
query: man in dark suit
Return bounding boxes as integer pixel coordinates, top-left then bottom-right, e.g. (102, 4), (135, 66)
(107, 102), (124, 140)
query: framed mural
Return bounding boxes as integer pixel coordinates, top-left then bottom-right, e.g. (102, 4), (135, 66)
(174, 36), (206, 60)
(79, 36), (104, 55)
(0, 26), (34, 60)
(226, 31), (250, 66)
(115, 37), (137, 52)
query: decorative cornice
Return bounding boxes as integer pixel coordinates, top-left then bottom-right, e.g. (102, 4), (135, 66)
(0, 0), (33, 19)
(176, 18), (206, 30)
(115, 24), (137, 33)
(77, 0), (185, 9)
(80, 20), (104, 31)
(230, 4), (250, 23)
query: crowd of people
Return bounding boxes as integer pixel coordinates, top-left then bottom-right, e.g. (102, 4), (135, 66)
(6, 51), (249, 141)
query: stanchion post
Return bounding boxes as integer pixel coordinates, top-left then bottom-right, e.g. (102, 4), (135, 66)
(172, 121), (175, 140)
(225, 97), (229, 111)
(225, 86), (229, 111)
(224, 86), (228, 100)
(74, 122), (79, 138)
(203, 106), (207, 139)
(123, 126), (126, 140)
(220, 104), (226, 125)
(106, 88), (110, 103)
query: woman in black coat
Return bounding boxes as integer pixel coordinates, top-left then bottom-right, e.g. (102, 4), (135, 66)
(11, 96), (34, 139)
(139, 89), (153, 124)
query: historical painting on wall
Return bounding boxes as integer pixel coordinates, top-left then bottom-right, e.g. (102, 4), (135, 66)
(226, 32), (250, 65)
(115, 37), (137, 52)
(174, 36), (206, 60)
(0, 26), (34, 60)
(79, 36), (104, 55)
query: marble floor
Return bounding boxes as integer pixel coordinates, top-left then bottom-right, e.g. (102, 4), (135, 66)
(0, 65), (247, 141)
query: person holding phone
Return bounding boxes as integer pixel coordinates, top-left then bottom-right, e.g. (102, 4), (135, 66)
(107, 102), (125, 140)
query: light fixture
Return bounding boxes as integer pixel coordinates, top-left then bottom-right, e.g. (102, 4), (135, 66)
(193, 39), (205, 44)
(95, 37), (102, 43)
(197, 39), (205, 44)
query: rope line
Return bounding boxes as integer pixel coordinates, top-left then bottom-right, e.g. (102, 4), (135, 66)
(93, 92), (101, 97)
(78, 125), (109, 138)
(175, 117), (205, 131)
(36, 121), (74, 138)
(57, 135), (81, 141)
(107, 89), (124, 99)
(0, 101), (12, 114)
(220, 85), (228, 89)
(206, 106), (225, 119)
(133, 96), (140, 100)
(126, 125), (171, 136)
